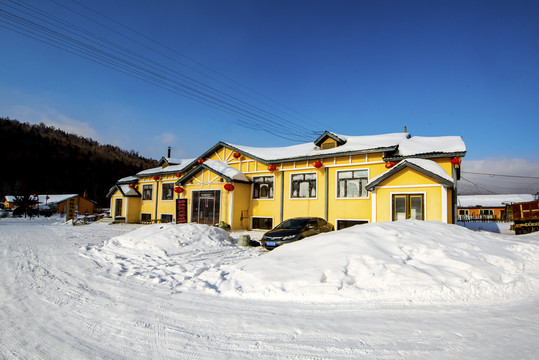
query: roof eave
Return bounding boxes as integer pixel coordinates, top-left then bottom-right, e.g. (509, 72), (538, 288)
(366, 161), (454, 191)
(383, 151), (467, 162)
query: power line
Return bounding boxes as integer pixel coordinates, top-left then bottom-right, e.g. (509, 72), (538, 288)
(459, 176), (497, 194)
(461, 171), (539, 179)
(0, 0), (326, 142)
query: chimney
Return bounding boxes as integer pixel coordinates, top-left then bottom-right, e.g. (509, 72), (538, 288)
(167, 146), (171, 158)
(404, 126), (407, 133)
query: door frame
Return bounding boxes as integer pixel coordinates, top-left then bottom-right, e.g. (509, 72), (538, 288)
(391, 192), (425, 221)
(191, 189), (221, 226)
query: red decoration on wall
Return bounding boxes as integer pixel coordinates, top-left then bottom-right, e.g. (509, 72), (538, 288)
(224, 183), (235, 191)
(174, 186), (184, 194)
(153, 175), (160, 181)
(385, 161), (395, 169)
(450, 157), (462, 167)
(197, 158), (205, 164)
(233, 152), (241, 159)
(267, 165), (276, 172)
(313, 161), (323, 168)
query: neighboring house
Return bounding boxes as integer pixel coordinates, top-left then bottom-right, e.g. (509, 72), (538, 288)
(4, 194), (96, 215)
(457, 194), (535, 221)
(108, 131), (466, 230)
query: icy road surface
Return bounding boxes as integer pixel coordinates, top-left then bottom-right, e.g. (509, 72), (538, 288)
(1, 218), (539, 359)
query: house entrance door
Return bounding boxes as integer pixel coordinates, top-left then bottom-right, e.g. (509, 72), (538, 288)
(114, 198), (123, 218)
(192, 190), (220, 226)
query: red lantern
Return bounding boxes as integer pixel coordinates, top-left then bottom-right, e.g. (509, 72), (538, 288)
(197, 158), (205, 164)
(174, 186), (184, 194)
(450, 157), (462, 168)
(175, 173), (181, 177)
(385, 161), (395, 169)
(313, 161), (323, 168)
(153, 175), (160, 181)
(129, 183), (136, 188)
(233, 152), (241, 159)
(224, 183), (235, 191)
(267, 165), (276, 172)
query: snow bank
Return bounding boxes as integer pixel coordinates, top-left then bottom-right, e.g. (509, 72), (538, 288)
(83, 223), (263, 290)
(83, 221), (539, 304)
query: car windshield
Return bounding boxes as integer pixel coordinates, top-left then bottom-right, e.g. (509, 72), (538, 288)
(275, 219), (310, 230)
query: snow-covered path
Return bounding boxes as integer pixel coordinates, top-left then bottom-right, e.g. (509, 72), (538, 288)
(1, 219), (539, 359)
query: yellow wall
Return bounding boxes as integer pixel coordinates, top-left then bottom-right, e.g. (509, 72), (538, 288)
(108, 144), (458, 229)
(374, 167), (449, 222)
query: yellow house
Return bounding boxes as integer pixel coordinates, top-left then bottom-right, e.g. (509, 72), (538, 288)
(108, 131), (466, 230)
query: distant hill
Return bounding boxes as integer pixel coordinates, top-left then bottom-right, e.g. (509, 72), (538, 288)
(0, 117), (157, 207)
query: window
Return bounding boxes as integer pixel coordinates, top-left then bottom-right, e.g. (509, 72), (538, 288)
(459, 209), (469, 216)
(337, 170), (368, 198)
(479, 209), (494, 216)
(393, 194), (424, 221)
(161, 214), (173, 223)
(253, 176), (274, 199)
(291, 173), (316, 198)
(142, 184), (153, 200)
(336, 219), (368, 230)
(252, 217), (273, 230)
(162, 183), (174, 200)
(141, 213), (151, 222)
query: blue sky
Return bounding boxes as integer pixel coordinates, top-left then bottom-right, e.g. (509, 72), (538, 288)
(1, 0), (539, 193)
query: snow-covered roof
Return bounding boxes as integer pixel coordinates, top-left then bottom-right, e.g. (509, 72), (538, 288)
(136, 158), (196, 177)
(223, 132), (465, 163)
(458, 194), (535, 208)
(225, 132), (410, 162)
(117, 176), (138, 184)
(396, 136), (466, 157)
(118, 185), (141, 197)
(201, 160), (250, 182)
(366, 158), (454, 190)
(5, 194), (79, 204)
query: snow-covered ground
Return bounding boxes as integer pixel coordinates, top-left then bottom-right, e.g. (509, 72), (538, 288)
(2, 217), (539, 359)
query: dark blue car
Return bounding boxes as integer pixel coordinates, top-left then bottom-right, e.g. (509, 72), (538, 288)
(261, 217), (334, 250)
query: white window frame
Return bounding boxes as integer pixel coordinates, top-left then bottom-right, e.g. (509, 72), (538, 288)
(142, 184), (153, 201)
(252, 175), (275, 200)
(161, 182), (175, 201)
(251, 216), (274, 230)
(335, 218), (369, 230)
(335, 169), (370, 199)
(290, 172), (318, 199)
(160, 213), (173, 222)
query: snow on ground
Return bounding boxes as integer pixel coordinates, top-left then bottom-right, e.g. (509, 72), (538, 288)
(2, 217), (539, 359)
(458, 221), (514, 234)
(84, 220), (539, 305)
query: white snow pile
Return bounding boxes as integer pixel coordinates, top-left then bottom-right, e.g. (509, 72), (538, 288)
(83, 221), (539, 304)
(83, 223), (263, 290)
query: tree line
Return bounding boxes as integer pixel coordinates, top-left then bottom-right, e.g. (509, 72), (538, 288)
(0, 117), (157, 207)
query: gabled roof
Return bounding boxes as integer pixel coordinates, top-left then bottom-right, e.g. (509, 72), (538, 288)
(366, 159), (455, 190)
(313, 131), (347, 147)
(385, 136), (466, 161)
(5, 194), (80, 204)
(196, 132), (465, 165)
(457, 194), (535, 208)
(157, 157), (187, 166)
(107, 185), (141, 198)
(206, 132), (412, 164)
(136, 158), (196, 177)
(177, 159), (251, 185)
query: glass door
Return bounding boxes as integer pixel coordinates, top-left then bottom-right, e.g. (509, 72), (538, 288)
(392, 194), (424, 221)
(192, 190), (220, 226)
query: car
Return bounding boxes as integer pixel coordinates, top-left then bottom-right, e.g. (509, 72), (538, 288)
(260, 217), (334, 250)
